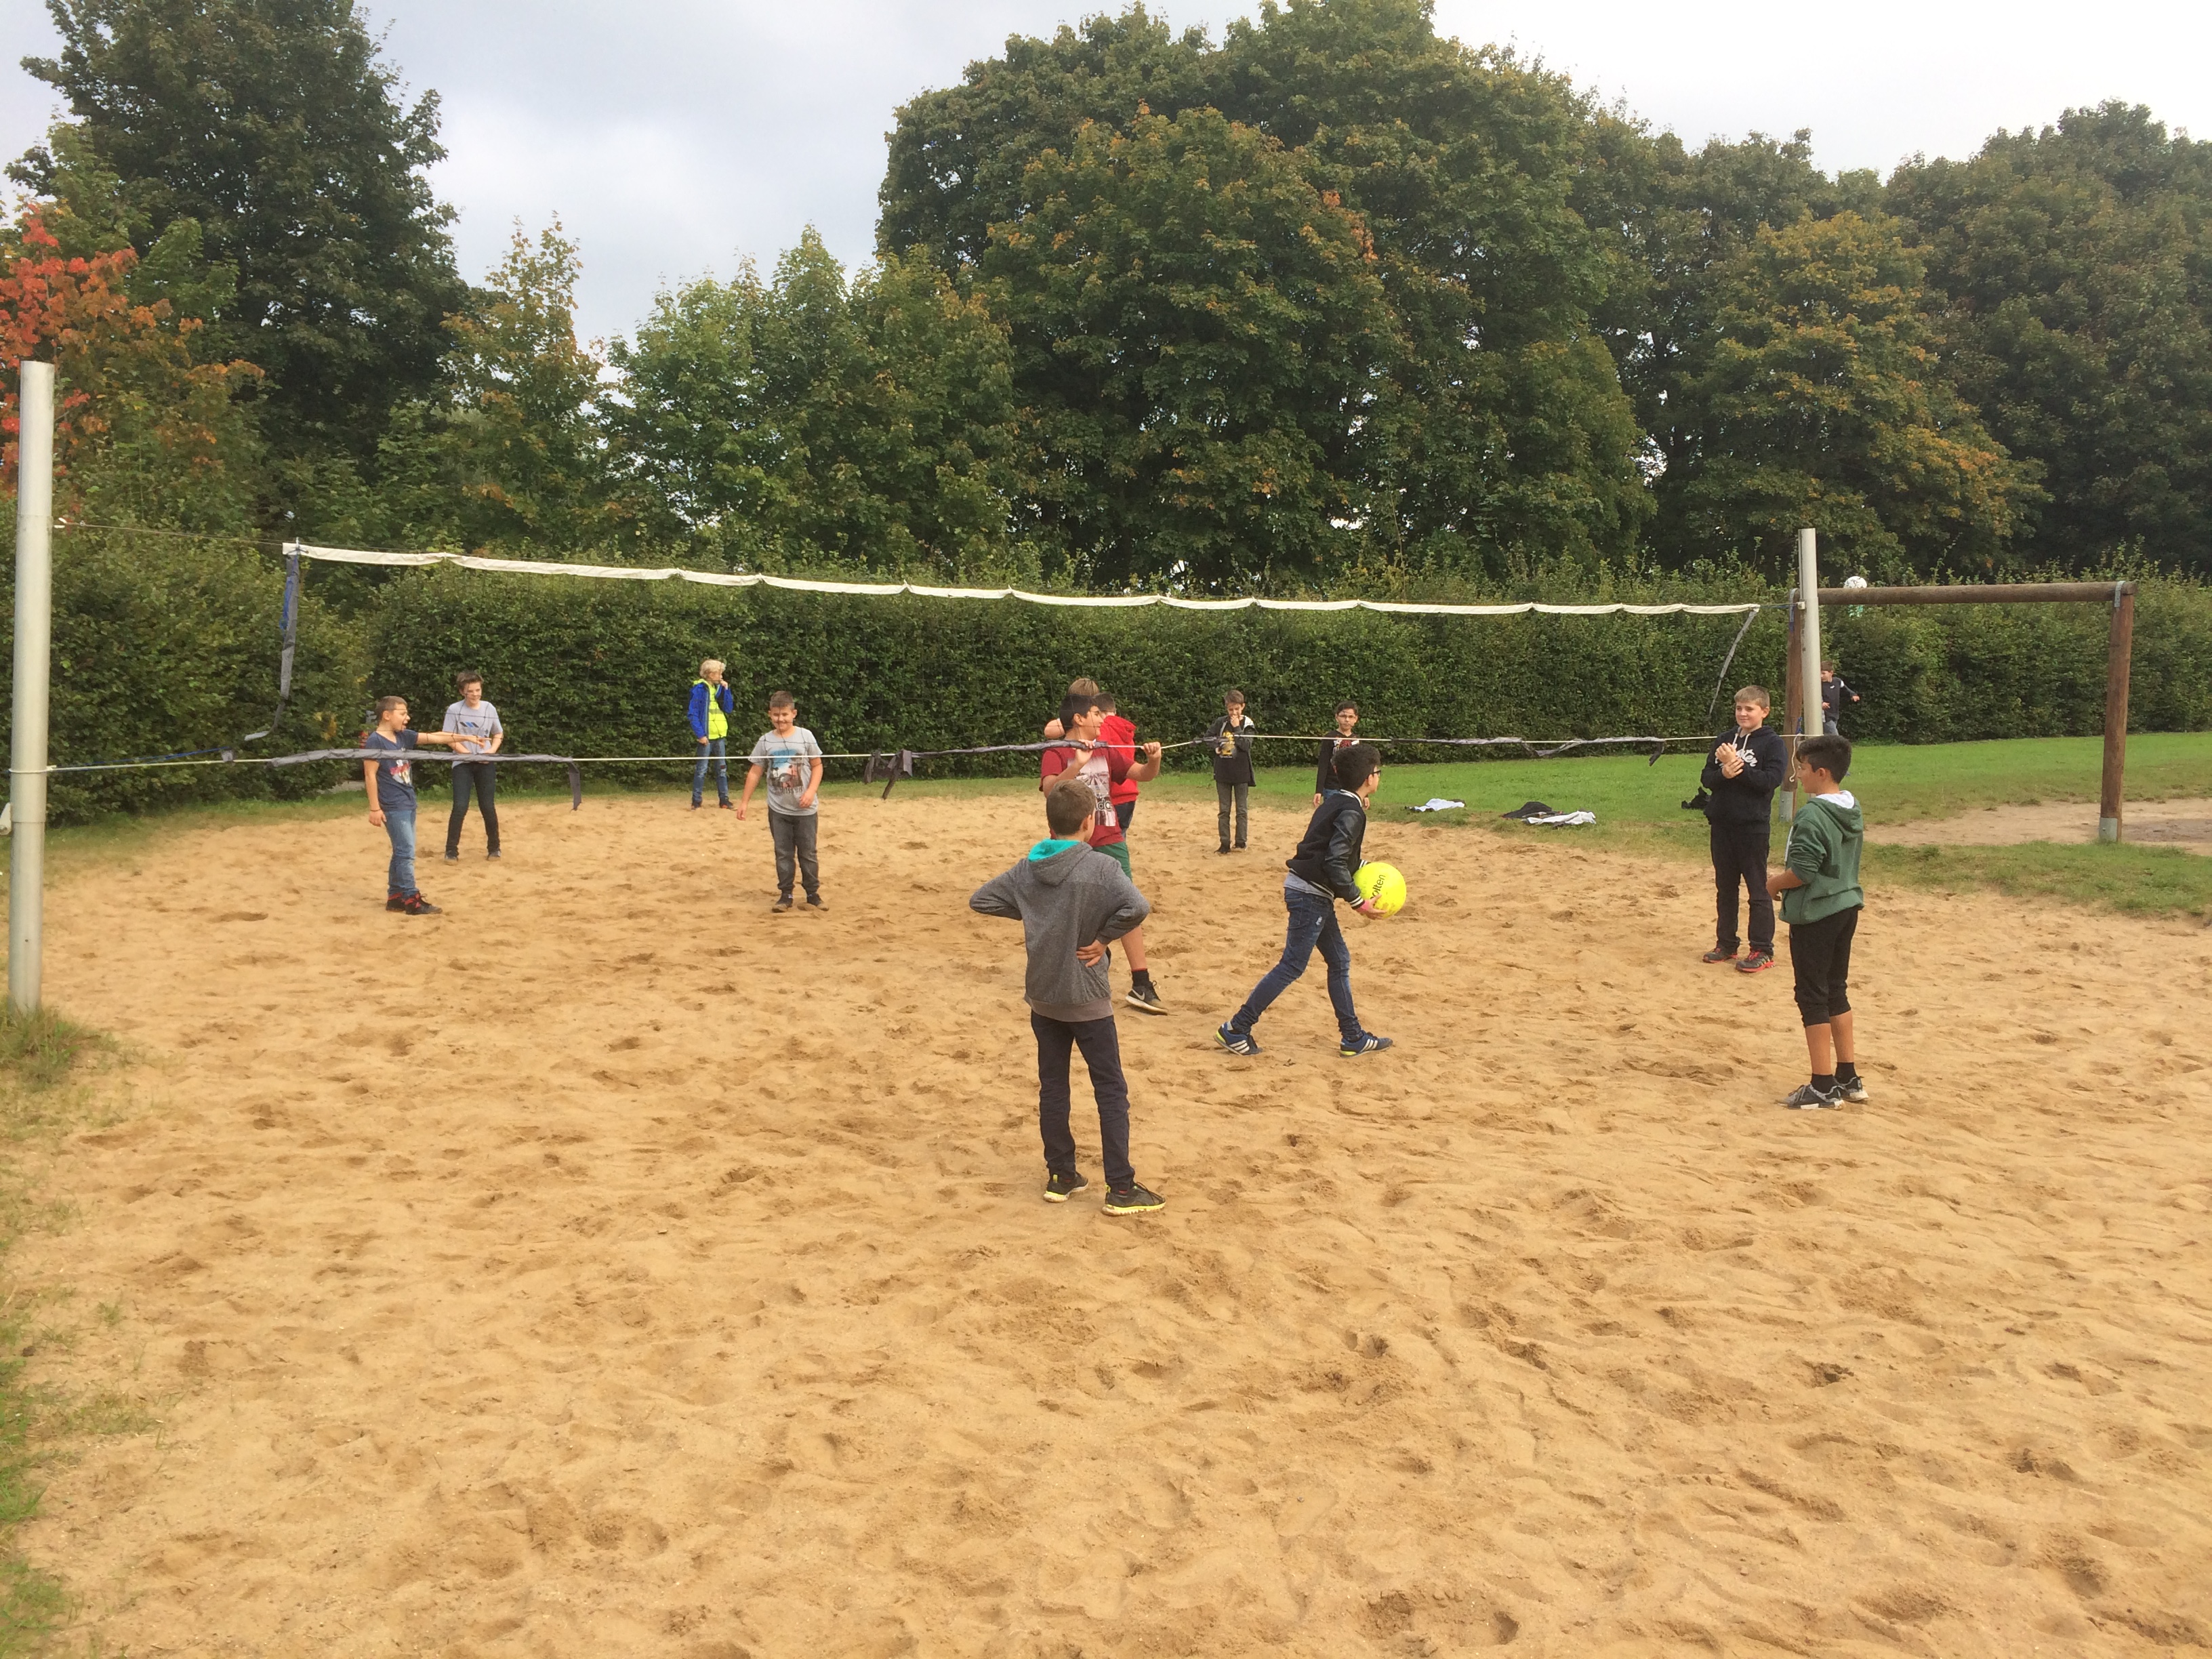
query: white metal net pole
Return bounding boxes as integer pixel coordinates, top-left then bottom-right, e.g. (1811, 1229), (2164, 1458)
(9, 360), (55, 1013)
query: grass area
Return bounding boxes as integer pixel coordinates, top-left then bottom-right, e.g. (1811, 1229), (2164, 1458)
(0, 1006), (150, 1654)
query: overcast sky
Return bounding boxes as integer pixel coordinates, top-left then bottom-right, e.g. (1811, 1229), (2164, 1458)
(3, 0), (2208, 344)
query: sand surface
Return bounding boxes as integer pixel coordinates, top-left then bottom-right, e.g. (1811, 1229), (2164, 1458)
(14, 791), (2212, 1657)
(1870, 797), (2212, 854)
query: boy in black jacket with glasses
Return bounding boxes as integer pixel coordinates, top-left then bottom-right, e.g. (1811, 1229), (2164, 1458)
(1217, 742), (1393, 1059)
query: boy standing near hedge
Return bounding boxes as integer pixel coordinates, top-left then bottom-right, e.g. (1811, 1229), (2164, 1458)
(1313, 701), (1359, 806)
(738, 691), (827, 912)
(442, 670), (504, 861)
(363, 696), (478, 916)
(689, 659), (737, 811)
(1700, 685), (1788, 972)
(1767, 735), (1866, 1109)
(1207, 690), (1256, 854)
(968, 781), (1165, 1214)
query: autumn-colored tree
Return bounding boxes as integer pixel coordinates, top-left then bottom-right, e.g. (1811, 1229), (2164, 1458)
(1, 203), (261, 530)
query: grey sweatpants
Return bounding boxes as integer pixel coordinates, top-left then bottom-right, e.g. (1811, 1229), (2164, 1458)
(1216, 781), (1248, 849)
(771, 811), (819, 897)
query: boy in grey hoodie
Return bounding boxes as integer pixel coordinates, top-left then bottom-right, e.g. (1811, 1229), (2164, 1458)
(969, 783), (1166, 1214)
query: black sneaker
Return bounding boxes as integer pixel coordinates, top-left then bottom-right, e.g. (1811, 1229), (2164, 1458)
(1339, 1032), (1394, 1057)
(771, 895), (794, 913)
(806, 893), (825, 909)
(1781, 1082), (1839, 1110)
(1701, 946), (1738, 964)
(1215, 1022), (1261, 1056)
(1738, 947), (1776, 975)
(1103, 1183), (1165, 1215)
(1125, 981), (1168, 1015)
(1837, 1074), (1868, 1104)
(385, 895), (407, 912)
(400, 894), (442, 916)
(1043, 1170), (1089, 1204)
(487, 851), (501, 860)
(1216, 845), (1231, 855)
(443, 851), (459, 861)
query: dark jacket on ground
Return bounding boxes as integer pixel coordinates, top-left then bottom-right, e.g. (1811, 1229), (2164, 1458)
(1315, 735), (1357, 795)
(1698, 724), (1788, 828)
(1207, 714), (1256, 786)
(969, 842), (1151, 1023)
(1286, 790), (1368, 903)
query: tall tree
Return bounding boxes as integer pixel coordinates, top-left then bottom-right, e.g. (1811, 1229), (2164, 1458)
(607, 234), (1030, 576)
(1666, 209), (2036, 576)
(1887, 102), (2212, 573)
(881, 0), (1646, 583)
(979, 106), (1395, 586)
(15, 0), (468, 462)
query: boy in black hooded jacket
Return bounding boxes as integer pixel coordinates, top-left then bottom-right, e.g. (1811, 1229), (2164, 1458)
(1217, 743), (1393, 1058)
(1700, 684), (1790, 972)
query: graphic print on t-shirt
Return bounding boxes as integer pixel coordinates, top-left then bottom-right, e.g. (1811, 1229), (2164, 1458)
(748, 726), (823, 815)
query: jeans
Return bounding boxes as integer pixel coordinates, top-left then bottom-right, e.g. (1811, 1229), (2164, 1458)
(446, 762), (499, 855)
(693, 738), (729, 805)
(1031, 1011), (1133, 1188)
(770, 810), (819, 897)
(1215, 780), (1248, 848)
(1822, 716), (1840, 736)
(1231, 886), (1360, 1041)
(1710, 818), (1774, 953)
(383, 808), (418, 897)
(1115, 798), (1137, 831)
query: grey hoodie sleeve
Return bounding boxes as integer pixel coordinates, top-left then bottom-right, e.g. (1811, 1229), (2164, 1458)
(969, 866), (1025, 920)
(1091, 862), (1151, 944)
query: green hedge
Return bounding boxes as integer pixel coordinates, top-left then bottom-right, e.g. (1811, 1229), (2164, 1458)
(0, 531), (363, 821)
(5, 537), (2209, 825)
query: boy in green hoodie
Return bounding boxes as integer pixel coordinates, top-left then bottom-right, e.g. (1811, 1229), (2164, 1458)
(1767, 735), (1866, 1109)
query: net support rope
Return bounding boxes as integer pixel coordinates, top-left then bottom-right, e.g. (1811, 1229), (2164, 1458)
(18, 731), (1718, 816)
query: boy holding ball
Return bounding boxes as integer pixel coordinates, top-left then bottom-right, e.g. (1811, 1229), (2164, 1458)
(1768, 734), (1866, 1109)
(1217, 741), (1393, 1058)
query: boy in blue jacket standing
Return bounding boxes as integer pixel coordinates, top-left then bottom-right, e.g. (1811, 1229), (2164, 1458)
(689, 658), (737, 810)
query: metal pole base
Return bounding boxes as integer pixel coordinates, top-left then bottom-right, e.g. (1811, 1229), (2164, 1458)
(2097, 817), (2121, 845)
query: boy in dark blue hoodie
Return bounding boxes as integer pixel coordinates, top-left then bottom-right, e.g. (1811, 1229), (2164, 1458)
(1218, 741), (1393, 1059)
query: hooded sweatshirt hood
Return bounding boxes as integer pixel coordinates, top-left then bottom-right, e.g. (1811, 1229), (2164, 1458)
(1782, 792), (1865, 924)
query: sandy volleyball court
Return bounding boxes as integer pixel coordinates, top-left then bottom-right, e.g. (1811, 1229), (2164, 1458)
(13, 789), (2212, 1656)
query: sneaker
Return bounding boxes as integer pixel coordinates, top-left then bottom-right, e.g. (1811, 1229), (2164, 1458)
(385, 895), (407, 912)
(1043, 1170), (1089, 1204)
(1738, 948), (1776, 974)
(718, 801), (736, 811)
(1217, 845), (1231, 856)
(1702, 946), (1739, 964)
(1838, 1074), (1868, 1104)
(1781, 1082), (1839, 1110)
(443, 851), (459, 861)
(806, 893), (825, 909)
(772, 895), (794, 913)
(400, 894), (442, 916)
(1215, 1023), (1261, 1056)
(488, 851), (501, 860)
(1103, 1183), (1166, 1215)
(691, 800), (703, 810)
(1340, 1032), (1395, 1058)
(1125, 982), (1168, 1015)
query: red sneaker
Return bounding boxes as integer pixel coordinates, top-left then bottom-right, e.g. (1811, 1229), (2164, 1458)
(1738, 947), (1775, 973)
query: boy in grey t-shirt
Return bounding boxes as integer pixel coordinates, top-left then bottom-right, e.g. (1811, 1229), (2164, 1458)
(737, 690), (826, 912)
(442, 670), (504, 859)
